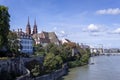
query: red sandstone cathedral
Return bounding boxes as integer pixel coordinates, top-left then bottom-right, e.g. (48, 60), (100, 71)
(26, 17), (38, 35)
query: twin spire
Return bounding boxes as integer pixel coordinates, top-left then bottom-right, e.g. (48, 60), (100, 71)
(26, 17), (38, 35)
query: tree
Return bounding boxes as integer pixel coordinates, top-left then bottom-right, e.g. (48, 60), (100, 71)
(34, 44), (45, 56)
(80, 53), (89, 65)
(0, 5), (10, 49)
(7, 31), (20, 56)
(25, 60), (43, 77)
(43, 53), (63, 73)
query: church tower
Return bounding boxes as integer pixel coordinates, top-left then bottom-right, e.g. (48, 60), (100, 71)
(32, 19), (38, 34)
(26, 17), (31, 35)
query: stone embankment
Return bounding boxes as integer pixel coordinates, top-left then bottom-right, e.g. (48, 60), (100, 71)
(0, 57), (67, 80)
(16, 63), (68, 80)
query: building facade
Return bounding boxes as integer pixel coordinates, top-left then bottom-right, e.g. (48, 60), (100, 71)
(32, 31), (60, 46)
(17, 29), (34, 55)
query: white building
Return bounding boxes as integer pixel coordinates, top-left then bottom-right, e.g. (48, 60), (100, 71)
(61, 38), (71, 44)
(17, 29), (34, 55)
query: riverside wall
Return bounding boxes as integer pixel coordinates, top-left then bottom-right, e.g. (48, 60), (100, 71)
(16, 63), (68, 80)
(0, 56), (43, 74)
(0, 57), (67, 80)
(31, 64), (68, 80)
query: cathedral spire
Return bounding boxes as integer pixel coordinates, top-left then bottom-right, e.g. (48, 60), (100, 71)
(26, 16), (31, 35)
(33, 18), (38, 34)
(34, 18), (36, 25)
(28, 16), (30, 25)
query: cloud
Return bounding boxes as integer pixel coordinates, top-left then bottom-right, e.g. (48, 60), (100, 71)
(87, 24), (99, 32)
(83, 24), (100, 32)
(108, 28), (120, 34)
(96, 8), (120, 15)
(83, 24), (107, 37)
(60, 31), (65, 34)
(55, 30), (69, 38)
(111, 28), (120, 34)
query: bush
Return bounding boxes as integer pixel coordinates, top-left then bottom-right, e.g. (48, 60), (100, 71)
(68, 60), (81, 68)
(43, 53), (63, 73)
(80, 53), (89, 64)
(25, 60), (44, 77)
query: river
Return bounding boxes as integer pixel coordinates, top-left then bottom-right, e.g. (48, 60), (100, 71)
(60, 56), (120, 80)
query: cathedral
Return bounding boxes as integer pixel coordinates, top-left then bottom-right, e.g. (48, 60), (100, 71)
(26, 17), (38, 35)
(26, 17), (60, 46)
(15, 17), (38, 54)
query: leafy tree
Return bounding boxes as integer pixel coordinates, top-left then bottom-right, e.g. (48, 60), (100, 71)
(31, 65), (40, 77)
(43, 53), (63, 73)
(0, 5), (10, 49)
(80, 53), (89, 64)
(34, 44), (45, 56)
(25, 60), (43, 77)
(7, 31), (20, 56)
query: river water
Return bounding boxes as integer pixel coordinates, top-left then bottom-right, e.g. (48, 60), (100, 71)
(60, 56), (120, 80)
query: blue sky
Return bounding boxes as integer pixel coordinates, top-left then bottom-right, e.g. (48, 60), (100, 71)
(1, 0), (120, 48)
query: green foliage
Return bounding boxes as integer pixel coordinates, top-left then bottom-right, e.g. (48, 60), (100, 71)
(34, 44), (45, 56)
(43, 53), (63, 73)
(33, 43), (90, 75)
(80, 53), (89, 64)
(68, 60), (81, 68)
(7, 31), (20, 55)
(25, 60), (43, 77)
(0, 5), (10, 49)
(31, 65), (40, 77)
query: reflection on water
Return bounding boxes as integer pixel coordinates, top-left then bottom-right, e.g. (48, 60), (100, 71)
(59, 56), (120, 80)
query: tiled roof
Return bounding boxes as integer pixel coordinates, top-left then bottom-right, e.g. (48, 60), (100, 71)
(32, 31), (60, 44)
(14, 30), (32, 39)
(48, 32), (59, 43)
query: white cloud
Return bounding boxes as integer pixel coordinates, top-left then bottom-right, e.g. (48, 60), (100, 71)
(96, 8), (120, 15)
(112, 28), (120, 34)
(108, 28), (120, 34)
(55, 30), (69, 39)
(61, 31), (65, 34)
(82, 24), (107, 37)
(83, 24), (101, 32)
(87, 24), (99, 32)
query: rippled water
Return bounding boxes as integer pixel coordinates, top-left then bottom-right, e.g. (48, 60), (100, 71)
(60, 56), (120, 80)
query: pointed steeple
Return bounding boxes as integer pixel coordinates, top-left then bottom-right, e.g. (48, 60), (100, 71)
(26, 16), (31, 35)
(28, 16), (30, 25)
(33, 18), (38, 34)
(34, 18), (36, 25)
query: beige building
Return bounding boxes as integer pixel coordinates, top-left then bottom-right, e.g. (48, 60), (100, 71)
(32, 31), (60, 46)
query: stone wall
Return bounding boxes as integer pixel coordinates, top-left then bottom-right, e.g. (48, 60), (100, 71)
(0, 57), (67, 80)
(0, 59), (11, 73)
(0, 58), (22, 74)
(37, 68), (66, 80)
(22, 56), (44, 64)
(16, 63), (68, 80)
(31, 63), (68, 80)
(0, 56), (44, 74)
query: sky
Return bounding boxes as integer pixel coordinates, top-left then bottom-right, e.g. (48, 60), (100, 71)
(1, 0), (120, 48)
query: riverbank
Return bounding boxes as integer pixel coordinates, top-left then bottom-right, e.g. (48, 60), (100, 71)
(58, 56), (120, 80)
